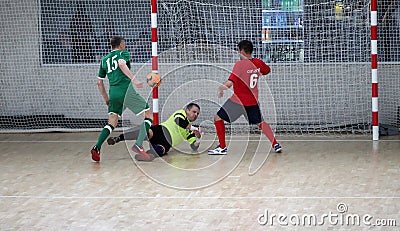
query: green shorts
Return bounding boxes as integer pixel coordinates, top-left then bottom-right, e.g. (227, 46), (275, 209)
(108, 85), (149, 116)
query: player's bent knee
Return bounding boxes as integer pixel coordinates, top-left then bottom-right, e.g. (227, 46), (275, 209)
(150, 144), (166, 157)
(108, 113), (119, 128)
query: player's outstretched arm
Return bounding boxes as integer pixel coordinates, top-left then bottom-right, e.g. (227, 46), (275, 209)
(217, 80), (233, 98)
(189, 128), (203, 151)
(118, 59), (143, 88)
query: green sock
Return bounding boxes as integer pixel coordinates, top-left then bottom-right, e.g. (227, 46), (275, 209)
(96, 124), (114, 149)
(135, 118), (152, 146)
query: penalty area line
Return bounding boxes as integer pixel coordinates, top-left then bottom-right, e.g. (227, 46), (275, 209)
(163, 208), (250, 211)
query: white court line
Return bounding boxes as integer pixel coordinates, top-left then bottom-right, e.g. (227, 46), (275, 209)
(227, 175), (241, 178)
(163, 208), (250, 211)
(0, 196), (399, 199)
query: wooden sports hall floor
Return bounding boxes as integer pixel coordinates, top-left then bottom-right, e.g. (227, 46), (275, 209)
(0, 132), (399, 230)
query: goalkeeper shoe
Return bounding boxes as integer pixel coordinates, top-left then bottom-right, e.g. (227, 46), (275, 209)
(132, 144), (154, 161)
(91, 145), (100, 162)
(208, 145), (227, 155)
(134, 153), (155, 161)
(273, 143), (282, 153)
(107, 136), (121, 145)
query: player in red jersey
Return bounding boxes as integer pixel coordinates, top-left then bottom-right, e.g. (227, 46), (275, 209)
(208, 40), (282, 155)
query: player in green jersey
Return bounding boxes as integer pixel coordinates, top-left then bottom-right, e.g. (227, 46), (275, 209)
(91, 36), (153, 162)
(106, 103), (203, 161)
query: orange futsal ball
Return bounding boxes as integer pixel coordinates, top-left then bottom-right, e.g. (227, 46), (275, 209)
(146, 72), (161, 88)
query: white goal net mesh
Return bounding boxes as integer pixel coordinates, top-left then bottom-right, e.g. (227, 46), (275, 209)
(1, 0), (399, 135)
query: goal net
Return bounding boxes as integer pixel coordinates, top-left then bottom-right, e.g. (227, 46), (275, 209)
(1, 0), (399, 135)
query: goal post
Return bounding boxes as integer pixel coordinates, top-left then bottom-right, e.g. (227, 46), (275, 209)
(151, 0), (160, 125)
(371, 0), (379, 140)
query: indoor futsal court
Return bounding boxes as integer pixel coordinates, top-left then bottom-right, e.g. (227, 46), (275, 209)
(1, 0), (400, 230)
(1, 133), (399, 230)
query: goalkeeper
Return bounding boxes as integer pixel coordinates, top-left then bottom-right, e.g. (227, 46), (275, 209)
(107, 103), (204, 161)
